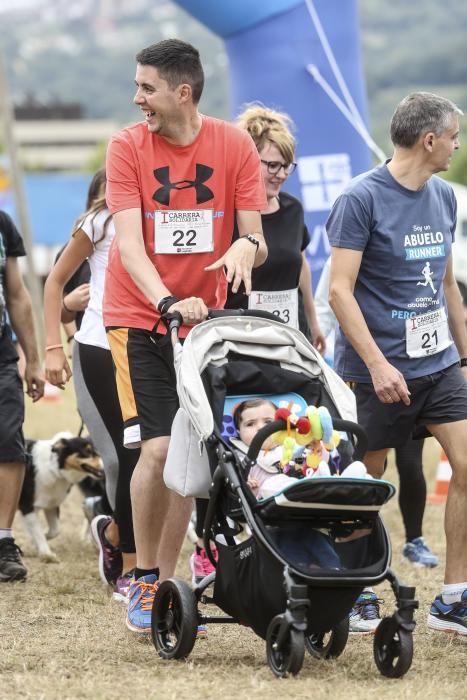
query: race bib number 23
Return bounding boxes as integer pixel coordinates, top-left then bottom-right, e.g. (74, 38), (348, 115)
(248, 288), (299, 328)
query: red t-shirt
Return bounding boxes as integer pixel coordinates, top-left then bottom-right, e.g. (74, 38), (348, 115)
(103, 115), (266, 334)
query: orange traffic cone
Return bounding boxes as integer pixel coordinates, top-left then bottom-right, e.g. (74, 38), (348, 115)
(427, 448), (452, 503)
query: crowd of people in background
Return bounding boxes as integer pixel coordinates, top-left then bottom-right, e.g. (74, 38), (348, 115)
(1, 38), (467, 641)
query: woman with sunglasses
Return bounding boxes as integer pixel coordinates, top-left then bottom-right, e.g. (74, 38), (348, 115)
(225, 104), (325, 351)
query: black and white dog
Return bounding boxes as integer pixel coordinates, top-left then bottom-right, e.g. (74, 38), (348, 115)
(19, 432), (104, 561)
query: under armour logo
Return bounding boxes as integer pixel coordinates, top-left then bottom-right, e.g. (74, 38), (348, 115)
(152, 164), (214, 206)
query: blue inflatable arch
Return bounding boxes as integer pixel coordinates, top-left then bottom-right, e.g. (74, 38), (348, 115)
(173, 0), (381, 281)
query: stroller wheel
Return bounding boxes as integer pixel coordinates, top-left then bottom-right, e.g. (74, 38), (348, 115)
(151, 577), (198, 660)
(266, 615), (305, 678)
(373, 617), (413, 678)
(305, 616), (349, 660)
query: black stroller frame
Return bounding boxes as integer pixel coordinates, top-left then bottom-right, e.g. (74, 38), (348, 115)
(151, 310), (419, 678)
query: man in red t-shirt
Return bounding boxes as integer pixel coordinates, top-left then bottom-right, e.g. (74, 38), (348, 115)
(103, 38), (267, 632)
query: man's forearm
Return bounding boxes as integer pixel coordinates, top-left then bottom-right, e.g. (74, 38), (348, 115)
(8, 288), (40, 363)
(253, 236), (268, 267)
(236, 210), (267, 267)
(122, 252), (171, 306)
(329, 287), (386, 370)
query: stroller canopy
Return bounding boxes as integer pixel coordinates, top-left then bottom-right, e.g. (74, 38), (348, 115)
(175, 315), (357, 440)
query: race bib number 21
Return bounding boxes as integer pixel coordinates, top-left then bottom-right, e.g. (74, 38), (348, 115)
(154, 209), (214, 254)
(405, 308), (453, 358)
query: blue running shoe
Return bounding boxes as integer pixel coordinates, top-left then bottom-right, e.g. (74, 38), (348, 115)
(402, 537), (439, 568)
(126, 574), (158, 633)
(197, 624), (208, 639)
(427, 590), (467, 636)
(349, 591), (382, 633)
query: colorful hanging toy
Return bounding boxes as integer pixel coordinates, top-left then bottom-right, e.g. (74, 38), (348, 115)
(271, 403), (341, 477)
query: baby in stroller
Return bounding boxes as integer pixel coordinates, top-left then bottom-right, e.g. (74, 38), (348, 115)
(232, 398), (341, 571)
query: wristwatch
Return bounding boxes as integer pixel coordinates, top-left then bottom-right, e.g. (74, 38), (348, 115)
(156, 295), (178, 314)
(460, 358), (467, 367)
(241, 234), (260, 253)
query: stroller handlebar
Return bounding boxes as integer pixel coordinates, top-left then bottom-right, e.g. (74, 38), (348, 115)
(161, 307), (285, 337)
(247, 417), (368, 465)
(207, 308), (285, 323)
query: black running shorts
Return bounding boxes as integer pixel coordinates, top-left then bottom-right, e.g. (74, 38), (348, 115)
(107, 327), (179, 446)
(0, 363), (25, 463)
(354, 363), (467, 450)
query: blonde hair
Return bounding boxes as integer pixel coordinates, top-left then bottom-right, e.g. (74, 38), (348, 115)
(236, 104), (296, 163)
(72, 167), (111, 247)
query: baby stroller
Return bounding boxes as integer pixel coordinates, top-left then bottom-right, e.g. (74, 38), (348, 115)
(152, 310), (418, 678)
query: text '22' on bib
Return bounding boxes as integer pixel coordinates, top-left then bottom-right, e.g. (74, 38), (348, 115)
(154, 209), (214, 254)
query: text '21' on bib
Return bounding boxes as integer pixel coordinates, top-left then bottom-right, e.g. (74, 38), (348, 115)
(405, 307), (453, 358)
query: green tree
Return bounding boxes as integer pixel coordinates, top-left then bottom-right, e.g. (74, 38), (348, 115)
(444, 151), (467, 187)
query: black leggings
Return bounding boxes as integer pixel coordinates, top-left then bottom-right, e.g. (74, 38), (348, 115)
(78, 342), (138, 553)
(394, 438), (426, 543)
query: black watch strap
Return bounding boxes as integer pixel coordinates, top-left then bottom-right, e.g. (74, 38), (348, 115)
(241, 234), (260, 252)
(157, 295), (178, 314)
(460, 357), (467, 367)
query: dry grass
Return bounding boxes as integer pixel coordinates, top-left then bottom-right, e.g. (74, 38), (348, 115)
(1, 387), (465, 700)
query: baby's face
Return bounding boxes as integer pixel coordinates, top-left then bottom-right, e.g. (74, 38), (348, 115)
(238, 404), (276, 447)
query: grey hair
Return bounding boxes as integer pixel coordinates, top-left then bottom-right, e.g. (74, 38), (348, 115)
(390, 92), (463, 148)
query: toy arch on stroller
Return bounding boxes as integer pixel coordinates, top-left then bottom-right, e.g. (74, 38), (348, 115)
(153, 310), (418, 679)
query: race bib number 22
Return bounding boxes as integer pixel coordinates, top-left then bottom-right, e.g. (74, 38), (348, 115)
(154, 209), (214, 254)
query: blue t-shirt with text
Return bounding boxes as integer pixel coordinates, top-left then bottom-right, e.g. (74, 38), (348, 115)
(326, 163), (459, 381)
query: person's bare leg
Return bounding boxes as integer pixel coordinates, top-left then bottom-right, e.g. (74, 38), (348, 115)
(339, 448), (391, 543)
(0, 462), (25, 528)
(427, 420), (467, 584)
(131, 436), (192, 579)
(158, 490), (193, 581)
(122, 552), (137, 573)
(362, 448), (389, 479)
(130, 436), (171, 570)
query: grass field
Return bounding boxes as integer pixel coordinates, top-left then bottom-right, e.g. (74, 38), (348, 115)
(0, 385), (465, 700)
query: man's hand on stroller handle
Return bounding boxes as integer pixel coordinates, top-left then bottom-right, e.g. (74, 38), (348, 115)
(160, 305), (288, 338)
(167, 297), (208, 326)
